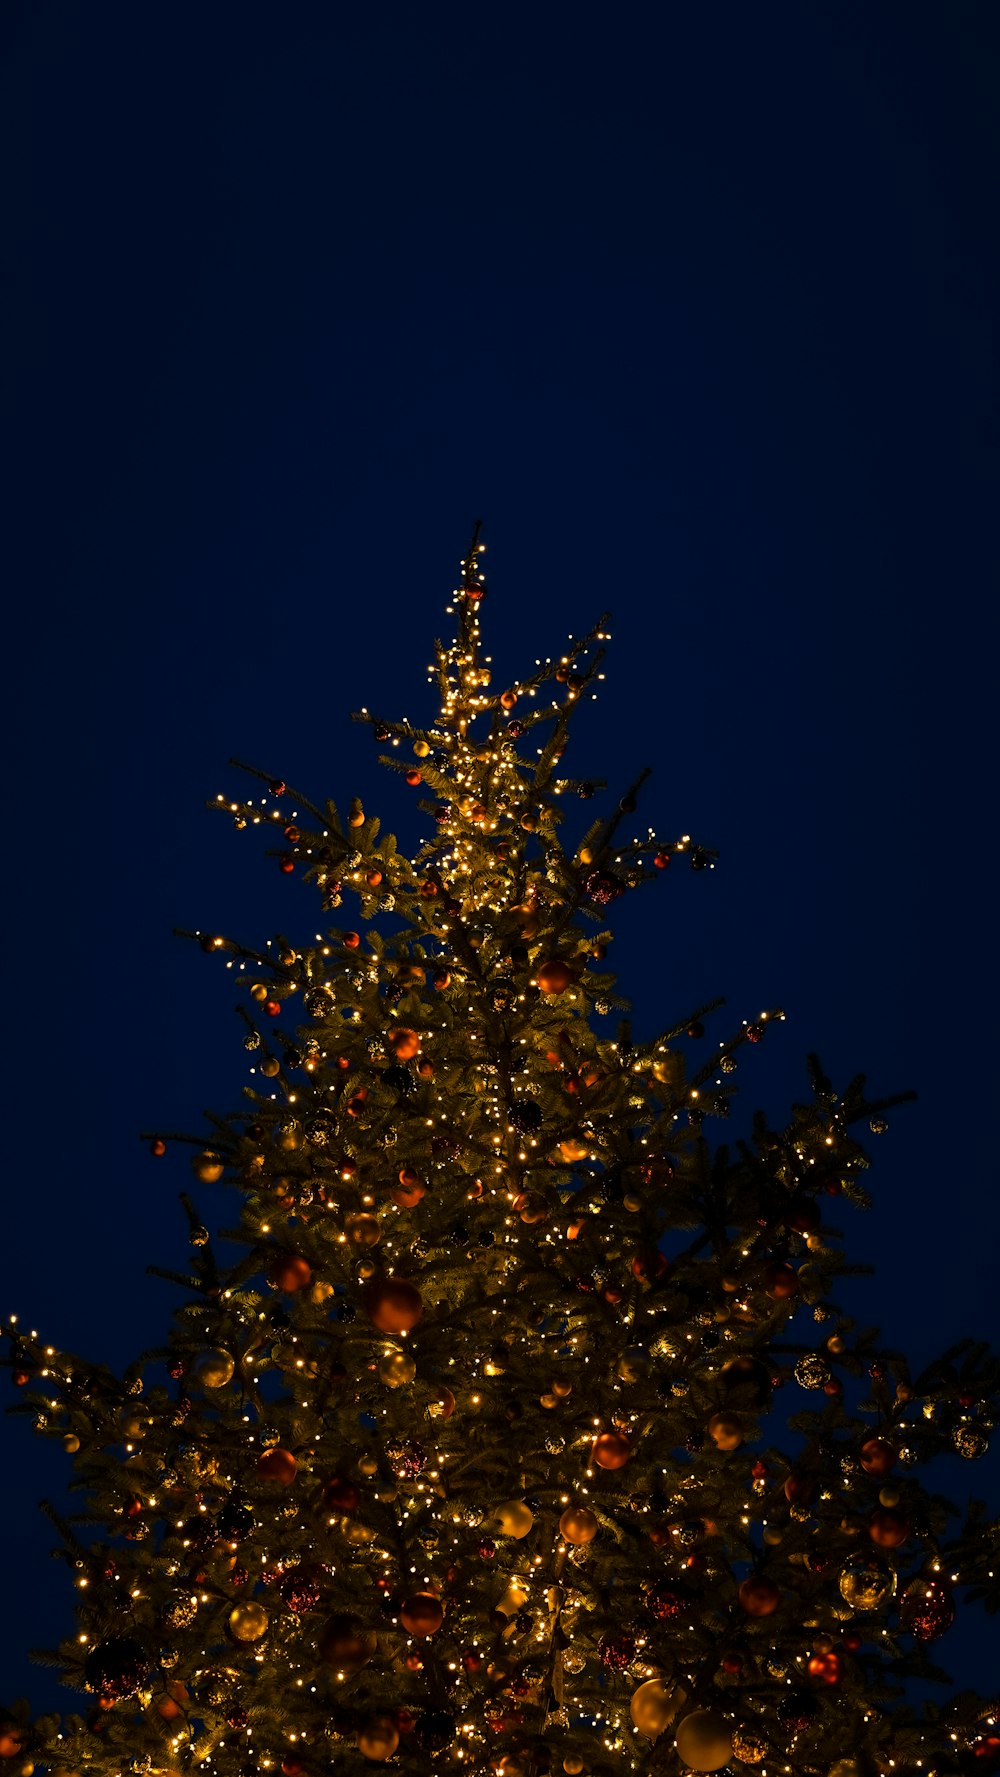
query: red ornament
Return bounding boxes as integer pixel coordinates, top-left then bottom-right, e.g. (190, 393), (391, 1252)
(869, 1508), (909, 1549)
(592, 1431), (631, 1470)
(598, 1630), (636, 1671)
(268, 1254), (312, 1293)
(279, 856), (295, 874)
(745, 1023), (764, 1043)
(807, 1651), (842, 1685)
(363, 1276), (424, 1334)
(264, 999), (281, 1018)
(405, 770), (422, 787)
(738, 1575), (780, 1617)
(901, 1578), (955, 1643)
(764, 1261), (799, 1300)
(842, 1631), (862, 1652)
(630, 1247), (668, 1283)
(720, 1653), (743, 1674)
(150, 1138), (167, 1157)
(269, 779), (287, 796)
(322, 1476), (359, 1513)
(343, 931), (361, 949)
(653, 851), (671, 869)
(257, 1447), (297, 1485)
(860, 1436), (896, 1476)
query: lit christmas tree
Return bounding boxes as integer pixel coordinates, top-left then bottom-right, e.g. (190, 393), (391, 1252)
(3, 529), (998, 1777)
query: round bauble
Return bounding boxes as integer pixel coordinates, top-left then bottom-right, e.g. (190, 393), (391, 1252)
(415, 1709), (456, 1752)
(378, 1350), (416, 1387)
(268, 1254), (311, 1293)
(318, 1614), (377, 1671)
(674, 1709), (733, 1772)
(837, 1557), (894, 1611)
(629, 1677), (686, 1738)
(721, 1354), (772, 1408)
(363, 1275), (423, 1333)
(738, 1575), (780, 1617)
(536, 960), (572, 995)
(645, 1580), (684, 1622)
(196, 1349), (235, 1389)
(764, 1261), (799, 1299)
(494, 1499), (534, 1538)
(859, 1437), (896, 1476)
(868, 1508), (908, 1548)
(400, 1591), (443, 1637)
(707, 1412), (743, 1451)
(900, 1577), (955, 1642)
(83, 1636), (150, 1700)
(592, 1431), (630, 1470)
(256, 1447), (297, 1485)
(559, 1506), (598, 1545)
(226, 1602), (269, 1644)
(191, 1151), (224, 1184)
(731, 1727), (768, 1764)
(357, 1718), (399, 1762)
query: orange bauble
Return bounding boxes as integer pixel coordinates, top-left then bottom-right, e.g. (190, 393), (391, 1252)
(268, 1254), (312, 1293)
(389, 1027), (420, 1060)
(357, 1717), (399, 1761)
(256, 1446), (297, 1484)
(738, 1575), (780, 1617)
(764, 1261), (799, 1300)
(592, 1431), (631, 1470)
(860, 1437), (897, 1476)
(559, 1505), (599, 1544)
(869, 1508), (909, 1549)
(399, 1591), (443, 1637)
(318, 1613), (377, 1671)
(536, 959), (572, 995)
(707, 1413), (743, 1451)
(0, 1730), (25, 1760)
(363, 1276), (423, 1333)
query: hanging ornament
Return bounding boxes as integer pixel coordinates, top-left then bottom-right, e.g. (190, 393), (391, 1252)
(731, 1726), (768, 1763)
(900, 1577), (955, 1642)
(191, 1151), (224, 1184)
(868, 1507), (909, 1548)
(859, 1436), (896, 1476)
(629, 1677), (687, 1738)
(277, 1564), (324, 1614)
(195, 1349), (235, 1389)
(415, 1709), (456, 1752)
(257, 1446), (297, 1484)
(599, 1630), (636, 1672)
(777, 1693), (818, 1732)
(318, 1614), (377, 1670)
(493, 1499), (535, 1538)
(592, 1430), (631, 1470)
(268, 1254), (312, 1293)
(356, 1718), (399, 1761)
(953, 1423), (990, 1459)
(363, 1275), (423, 1333)
(645, 1580), (684, 1621)
(794, 1353), (831, 1389)
(378, 1350), (416, 1387)
(84, 1636), (150, 1700)
(399, 1592), (444, 1637)
(707, 1412), (743, 1450)
(674, 1709), (733, 1772)
(837, 1557), (895, 1611)
(738, 1575), (780, 1617)
(559, 1506), (598, 1545)
(536, 959), (572, 995)
(226, 1601), (269, 1644)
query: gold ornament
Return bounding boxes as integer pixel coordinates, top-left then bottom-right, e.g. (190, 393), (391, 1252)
(227, 1601), (268, 1643)
(827, 1764), (865, 1777)
(196, 1349), (235, 1389)
(191, 1151), (224, 1183)
(707, 1412), (743, 1451)
(357, 1717), (399, 1761)
(495, 1578), (530, 1617)
(674, 1710), (733, 1772)
(378, 1350), (416, 1387)
(63, 1433), (81, 1453)
(731, 1725), (767, 1764)
(629, 1678), (687, 1738)
(345, 1212), (381, 1248)
(837, 1557), (895, 1611)
(559, 1506), (598, 1545)
(494, 1499), (534, 1538)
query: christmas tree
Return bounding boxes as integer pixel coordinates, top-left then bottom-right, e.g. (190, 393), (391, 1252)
(3, 528), (998, 1777)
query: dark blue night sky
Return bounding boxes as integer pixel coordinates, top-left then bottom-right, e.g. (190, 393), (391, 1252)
(3, 0), (997, 1712)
